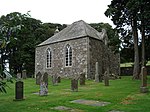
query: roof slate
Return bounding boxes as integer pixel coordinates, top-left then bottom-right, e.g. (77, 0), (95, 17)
(38, 20), (103, 46)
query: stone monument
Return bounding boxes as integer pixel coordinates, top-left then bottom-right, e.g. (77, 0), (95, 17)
(80, 73), (85, 85)
(140, 66), (148, 93)
(22, 70), (27, 79)
(36, 72), (42, 85)
(71, 79), (78, 92)
(39, 73), (48, 96)
(39, 81), (48, 96)
(52, 75), (58, 86)
(104, 68), (109, 86)
(14, 81), (24, 100)
(95, 62), (100, 82)
(17, 73), (22, 80)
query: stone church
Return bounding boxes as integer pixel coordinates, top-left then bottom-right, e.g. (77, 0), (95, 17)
(35, 20), (120, 80)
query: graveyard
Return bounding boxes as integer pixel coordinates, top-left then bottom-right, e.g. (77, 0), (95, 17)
(0, 76), (150, 112)
(0, 1), (149, 111)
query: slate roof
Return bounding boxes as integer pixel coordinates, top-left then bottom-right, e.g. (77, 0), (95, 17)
(38, 20), (103, 46)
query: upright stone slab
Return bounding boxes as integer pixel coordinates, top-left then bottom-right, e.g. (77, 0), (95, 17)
(80, 73), (85, 85)
(95, 62), (100, 82)
(104, 68), (109, 86)
(15, 81), (24, 100)
(140, 66), (148, 93)
(17, 73), (22, 80)
(39, 81), (48, 96)
(36, 72), (42, 85)
(71, 79), (78, 92)
(22, 70), (27, 79)
(52, 75), (58, 85)
(43, 72), (48, 88)
(39, 73), (48, 96)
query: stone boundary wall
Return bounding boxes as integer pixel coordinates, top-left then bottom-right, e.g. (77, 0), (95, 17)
(121, 66), (150, 76)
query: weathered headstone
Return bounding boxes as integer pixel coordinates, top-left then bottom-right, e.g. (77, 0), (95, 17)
(36, 72), (42, 85)
(80, 73), (85, 85)
(140, 66), (148, 93)
(104, 68), (109, 86)
(22, 70), (27, 79)
(43, 72), (48, 88)
(52, 75), (58, 85)
(39, 81), (48, 96)
(95, 62), (100, 82)
(17, 73), (22, 80)
(71, 79), (78, 92)
(39, 73), (48, 96)
(15, 81), (24, 100)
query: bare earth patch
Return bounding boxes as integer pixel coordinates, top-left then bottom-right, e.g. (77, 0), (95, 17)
(121, 95), (136, 105)
(52, 106), (84, 112)
(70, 99), (111, 106)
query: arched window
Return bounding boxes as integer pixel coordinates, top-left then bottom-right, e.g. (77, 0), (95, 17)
(46, 48), (52, 68)
(65, 44), (72, 66)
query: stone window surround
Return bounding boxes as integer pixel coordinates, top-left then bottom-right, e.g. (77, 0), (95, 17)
(46, 48), (52, 69)
(65, 44), (72, 67)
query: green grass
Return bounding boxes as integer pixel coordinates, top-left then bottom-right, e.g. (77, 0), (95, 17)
(0, 76), (150, 112)
(147, 61), (150, 66)
(120, 62), (133, 67)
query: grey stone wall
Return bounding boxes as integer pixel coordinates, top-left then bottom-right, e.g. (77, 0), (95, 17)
(88, 38), (103, 79)
(35, 37), (88, 79)
(35, 36), (120, 80)
(102, 44), (120, 77)
(88, 37), (120, 79)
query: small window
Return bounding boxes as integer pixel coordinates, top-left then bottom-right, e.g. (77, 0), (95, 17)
(46, 48), (52, 68)
(65, 44), (72, 66)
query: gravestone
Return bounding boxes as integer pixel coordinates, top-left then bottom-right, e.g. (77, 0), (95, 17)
(52, 75), (58, 85)
(43, 72), (48, 88)
(104, 68), (109, 86)
(39, 73), (48, 96)
(17, 73), (22, 80)
(95, 62), (100, 82)
(36, 72), (42, 85)
(22, 70), (27, 79)
(71, 79), (78, 92)
(80, 73), (85, 85)
(140, 66), (148, 93)
(15, 81), (24, 100)
(39, 81), (48, 96)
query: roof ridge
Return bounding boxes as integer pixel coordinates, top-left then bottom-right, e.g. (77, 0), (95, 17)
(37, 20), (103, 47)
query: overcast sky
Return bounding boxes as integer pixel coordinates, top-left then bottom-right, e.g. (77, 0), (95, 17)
(0, 0), (114, 26)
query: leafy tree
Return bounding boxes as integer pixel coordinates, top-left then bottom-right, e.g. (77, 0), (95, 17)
(105, 0), (150, 79)
(0, 29), (13, 93)
(0, 12), (67, 78)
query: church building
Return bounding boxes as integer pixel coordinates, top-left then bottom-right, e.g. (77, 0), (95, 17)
(35, 20), (120, 79)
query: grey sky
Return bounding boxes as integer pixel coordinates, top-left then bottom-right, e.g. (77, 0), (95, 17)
(0, 0), (114, 26)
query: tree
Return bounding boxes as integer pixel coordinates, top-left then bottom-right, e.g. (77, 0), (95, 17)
(0, 30), (13, 93)
(0, 12), (67, 78)
(105, 0), (150, 79)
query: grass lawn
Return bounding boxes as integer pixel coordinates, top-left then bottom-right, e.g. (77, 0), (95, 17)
(0, 76), (150, 112)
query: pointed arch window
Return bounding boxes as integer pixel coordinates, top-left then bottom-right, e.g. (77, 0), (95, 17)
(46, 48), (52, 68)
(65, 44), (72, 66)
